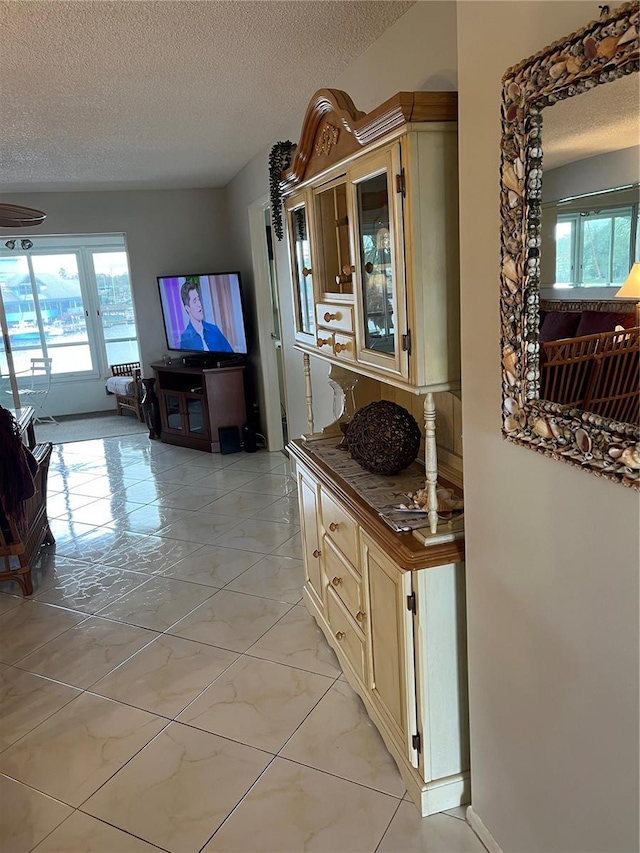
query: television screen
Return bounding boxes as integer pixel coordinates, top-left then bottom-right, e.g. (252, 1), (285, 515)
(158, 271), (248, 354)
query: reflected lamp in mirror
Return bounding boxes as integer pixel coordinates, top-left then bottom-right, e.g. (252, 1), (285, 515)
(616, 263), (640, 299)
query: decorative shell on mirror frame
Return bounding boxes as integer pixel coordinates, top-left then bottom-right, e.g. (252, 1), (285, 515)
(499, 1), (640, 489)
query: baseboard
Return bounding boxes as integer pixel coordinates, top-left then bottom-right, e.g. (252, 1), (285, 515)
(466, 806), (503, 853)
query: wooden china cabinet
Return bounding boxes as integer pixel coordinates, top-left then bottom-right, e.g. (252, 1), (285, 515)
(280, 89), (469, 816)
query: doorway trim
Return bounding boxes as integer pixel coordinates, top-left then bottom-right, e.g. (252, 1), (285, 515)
(248, 195), (285, 452)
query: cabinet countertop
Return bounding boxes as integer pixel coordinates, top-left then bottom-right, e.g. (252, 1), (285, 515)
(289, 438), (464, 571)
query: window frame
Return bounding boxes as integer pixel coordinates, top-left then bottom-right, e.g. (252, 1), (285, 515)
(0, 233), (139, 383)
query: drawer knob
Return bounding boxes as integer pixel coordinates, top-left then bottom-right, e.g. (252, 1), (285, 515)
(324, 312), (338, 322)
(331, 576), (342, 587)
(334, 342), (350, 353)
(356, 610), (365, 622)
(329, 522), (340, 532)
(312, 549), (321, 559)
(317, 338), (332, 347)
(302, 266), (313, 278)
(335, 631), (345, 641)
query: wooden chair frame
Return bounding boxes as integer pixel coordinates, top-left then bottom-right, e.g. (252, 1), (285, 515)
(541, 326), (639, 424)
(109, 362), (143, 421)
(0, 442), (55, 596)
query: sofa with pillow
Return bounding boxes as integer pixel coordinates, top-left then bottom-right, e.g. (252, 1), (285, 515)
(539, 299), (639, 422)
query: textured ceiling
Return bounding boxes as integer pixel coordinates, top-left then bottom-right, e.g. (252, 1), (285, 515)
(0, 0), (414, 192)
(543, 72), (639, 170)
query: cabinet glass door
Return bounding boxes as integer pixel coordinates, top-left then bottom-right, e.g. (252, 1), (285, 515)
(356, 171), (396, 356)
(185, 395), (206, 436)
(288, 198), (315, 339)
(314, 181), (353, 297)
(164, 393), (182, 432)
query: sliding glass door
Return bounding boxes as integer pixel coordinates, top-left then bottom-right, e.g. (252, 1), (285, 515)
(0, 234), (139, 411)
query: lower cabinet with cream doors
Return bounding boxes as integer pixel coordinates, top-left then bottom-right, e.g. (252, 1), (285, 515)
(290, 439), (469, 817)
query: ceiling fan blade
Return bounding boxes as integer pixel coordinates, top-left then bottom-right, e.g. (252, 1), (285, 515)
(0, 203), (46, 228)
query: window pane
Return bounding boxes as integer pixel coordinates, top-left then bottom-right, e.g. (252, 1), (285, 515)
(636, 212), (640, 263)
(46, 343), (94, 373)
(106, 340), (140, 365)
(0, 255), (44, 366)
(555, 220), (574, 285)
(612, 213), (632, 283)
(30, 254), (93, 372)
(581, 217), (612, 286)
(93, 252), (139, 361)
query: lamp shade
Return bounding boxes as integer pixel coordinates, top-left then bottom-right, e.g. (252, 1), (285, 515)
(616, 262), (640, 299)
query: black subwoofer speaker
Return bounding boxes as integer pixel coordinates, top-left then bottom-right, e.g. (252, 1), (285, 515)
(218, 426), (242, 455)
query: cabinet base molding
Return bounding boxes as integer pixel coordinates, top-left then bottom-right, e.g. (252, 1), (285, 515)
(466, 807), (503, 853)
(303, 585), (469, 817)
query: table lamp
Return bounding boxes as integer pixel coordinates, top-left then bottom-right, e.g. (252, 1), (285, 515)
(616, 262), (640, 299)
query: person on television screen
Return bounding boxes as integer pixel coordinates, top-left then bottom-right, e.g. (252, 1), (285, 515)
(179, 280), (233, 352)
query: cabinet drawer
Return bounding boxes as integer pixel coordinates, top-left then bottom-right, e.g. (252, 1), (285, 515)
(316, 303), (354, 333)
(324, 537), (364, 623)
(333, 332), (355, 362)
(316, 331), (334, 353)
(326, 587), (366, 682)
(320, 488), (358, 567)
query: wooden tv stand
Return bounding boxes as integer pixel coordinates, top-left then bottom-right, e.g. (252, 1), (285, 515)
(151, 361), (246, 453)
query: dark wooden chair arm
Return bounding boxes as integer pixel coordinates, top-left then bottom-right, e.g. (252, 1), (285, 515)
(0, 441), (54, 596)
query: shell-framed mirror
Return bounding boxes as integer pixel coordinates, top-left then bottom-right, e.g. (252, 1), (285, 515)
(500, 2), (639, 487)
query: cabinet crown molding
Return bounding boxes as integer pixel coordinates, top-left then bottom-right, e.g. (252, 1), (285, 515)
(282, 89), (458, 192)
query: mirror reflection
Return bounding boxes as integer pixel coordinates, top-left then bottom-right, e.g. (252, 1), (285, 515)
(537, 73), (639, 424)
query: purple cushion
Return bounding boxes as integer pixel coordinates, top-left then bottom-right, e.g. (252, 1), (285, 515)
(575, 311), (632, 337)
(539, 311), (581, 343)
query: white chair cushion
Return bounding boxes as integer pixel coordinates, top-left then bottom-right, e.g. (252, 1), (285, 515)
(106, 376), (136, 396)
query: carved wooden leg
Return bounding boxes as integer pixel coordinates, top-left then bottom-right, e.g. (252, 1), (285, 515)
(303, 353), (314, 435)
(423, 392), (439, 534)
(22, 569), (34, 597)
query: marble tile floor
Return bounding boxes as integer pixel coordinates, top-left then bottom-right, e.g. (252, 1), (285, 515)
(0, 435), (485, 853)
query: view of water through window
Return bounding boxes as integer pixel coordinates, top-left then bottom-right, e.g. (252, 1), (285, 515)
(0, 235), (139, 389)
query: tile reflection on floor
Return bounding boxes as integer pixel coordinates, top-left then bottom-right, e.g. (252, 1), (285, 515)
(0, 436), (483, 853)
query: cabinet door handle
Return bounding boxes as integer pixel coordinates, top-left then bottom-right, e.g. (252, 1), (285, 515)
(334, 342), (350, 353)
(312, 549), (321, 559)
(302, 267), (313, 278)
(335, 631), (345, 641)
(331, 576), (342, 587)
(323, 312), (339, 322)
(356, 610), (365, 622)
(329, 522), (340, 532)
(317, 338), (332, 347)
(364, 261), (375, 274)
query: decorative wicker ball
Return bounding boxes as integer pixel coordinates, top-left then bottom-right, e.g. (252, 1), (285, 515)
(346, 400), (421, 475)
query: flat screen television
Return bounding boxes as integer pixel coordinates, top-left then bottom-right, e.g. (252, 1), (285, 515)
(157, 271), (247, 355)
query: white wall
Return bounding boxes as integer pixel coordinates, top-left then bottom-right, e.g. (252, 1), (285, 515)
(457, 3), (639, 851)
(225, 0), (458, 441)
(0, 188), (231, 415)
